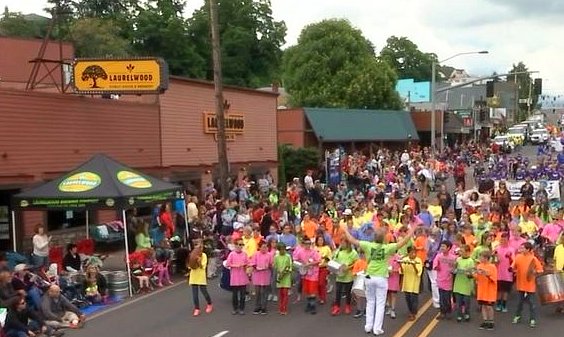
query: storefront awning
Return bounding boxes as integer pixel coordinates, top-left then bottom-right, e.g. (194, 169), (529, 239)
(304, 108), (419, 142)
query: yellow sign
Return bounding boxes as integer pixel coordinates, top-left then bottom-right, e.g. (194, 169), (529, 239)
(58, 172), (101, 193)
(203, 112), (245, 139)
(72, 58), (168, 94)
(117, 171), (152, 189)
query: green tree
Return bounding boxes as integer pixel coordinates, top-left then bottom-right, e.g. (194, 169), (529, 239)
(70, 18), (132, 57)
(379, 36), (438, 82)
(508, 61), (537, 120)
(131, 0), (206, 77)
(278, 145), (320, 186)
(187, 0), (287, 87)
(282, 19), (402, 109)
(0, 7), (49, 38)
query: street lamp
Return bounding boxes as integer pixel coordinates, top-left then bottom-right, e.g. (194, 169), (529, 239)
(431, 50), (488, 154)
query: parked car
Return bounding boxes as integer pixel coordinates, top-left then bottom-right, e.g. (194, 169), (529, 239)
(530, 128), (549, 144)
(493, 135), (514, 153)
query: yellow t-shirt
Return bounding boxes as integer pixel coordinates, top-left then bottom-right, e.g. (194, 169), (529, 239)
(316, 245), (333, 267)
(470, 213), (481, 225)
(519, 220), (537, 237)
(362, 211), (375, 225)
(400, 256), (423, 293)
(353, 216), (364, 229)
(428, 205), (442, 222)
(554, 244), (564, 271)
(243, 236), (257, 258)
(188, 253), (208, 285)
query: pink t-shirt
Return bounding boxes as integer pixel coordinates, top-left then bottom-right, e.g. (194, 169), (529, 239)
(494, 244), (515, 282)
(433, 251), (456, 291)
(541, 223), (563, 244)
(294, 248), (321, 281)
(250, 251), (273, 286)
(508, 235), (526, 252)
(387, 254), (401, 291)
(226, 250), (249, 286)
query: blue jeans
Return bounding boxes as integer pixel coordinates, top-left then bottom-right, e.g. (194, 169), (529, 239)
(454, 293), (471, 318)
(5, 320), (51, 337)
(31, 255), (49, 270)
(515, 291), (537, 321)
(26, 286), (43, 311)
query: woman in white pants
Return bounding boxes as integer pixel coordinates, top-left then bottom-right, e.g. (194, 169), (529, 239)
(426, 228), (442, 308)
(342, 223), (415, 335)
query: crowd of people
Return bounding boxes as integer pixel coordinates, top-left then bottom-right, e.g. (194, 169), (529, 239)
(2, 139), (562, 336)
(180, 142), (563, 335)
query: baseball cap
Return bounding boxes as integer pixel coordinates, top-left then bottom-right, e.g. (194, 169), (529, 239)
(343, 209), (352, 216)
(14, 264), (29, 272)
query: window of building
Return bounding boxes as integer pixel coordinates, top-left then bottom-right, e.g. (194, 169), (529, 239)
(47, 210), (87, 232)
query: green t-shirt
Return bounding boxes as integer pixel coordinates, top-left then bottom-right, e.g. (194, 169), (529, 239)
(333, 248), (359, 283)
(273, 254), (293, 288)
(453, 256), (475, 296)
(471, 245), (488, 262)
(359, 241), (398, 277)
(397, 238), (413, 257)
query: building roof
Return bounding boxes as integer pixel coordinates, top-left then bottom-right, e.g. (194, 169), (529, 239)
(304, 108), (419, 142)
(170, 76), (278, 97)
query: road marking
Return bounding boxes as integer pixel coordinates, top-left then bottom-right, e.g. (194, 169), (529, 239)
(87, 282), (184, 321)
(391, 298), (433, 337)
(210, 331), (229, 337)
(417, 313), (440, 337)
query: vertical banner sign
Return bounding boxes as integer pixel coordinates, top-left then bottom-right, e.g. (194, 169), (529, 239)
(327, 149), (342, 187)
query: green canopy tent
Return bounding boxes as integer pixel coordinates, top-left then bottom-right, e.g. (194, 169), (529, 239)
(11, 154), (185, 297)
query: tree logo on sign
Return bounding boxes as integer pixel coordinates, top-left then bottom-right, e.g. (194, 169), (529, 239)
(81, 65), (108, 88)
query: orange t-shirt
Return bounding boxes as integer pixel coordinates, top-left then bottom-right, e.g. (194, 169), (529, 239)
(463, 234), (476, 251)
(332, 226), (345, 246)
(320, 215), (334, 236)
(302, 219), (318, 240)
(475, 262), (498, 302)
(512, 253), (543, 293)
(352, 258), (368, 275)
(414, 236), (428, 262)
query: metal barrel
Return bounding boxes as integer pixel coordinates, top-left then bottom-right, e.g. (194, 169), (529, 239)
(107, 271), (130, 299)
(536, 271), (564, 305)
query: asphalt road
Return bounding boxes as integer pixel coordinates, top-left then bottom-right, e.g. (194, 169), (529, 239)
(63, 276), (564, 337)
(64, 145), (561, 337)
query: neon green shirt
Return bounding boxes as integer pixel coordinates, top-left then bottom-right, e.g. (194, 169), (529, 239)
(333, 248), (359, 283)
(453, 256), (475, 296)
(359, 241), (398, 277)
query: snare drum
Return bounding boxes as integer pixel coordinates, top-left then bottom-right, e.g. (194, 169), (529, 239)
(537, 271), (564, 305)
(352, 274), (366, 298)
(327, 260), (343, 275)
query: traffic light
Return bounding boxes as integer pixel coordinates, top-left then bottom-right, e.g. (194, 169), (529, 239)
(479, 109), (486, 121)
(486, 81), (494, 98)
(444, 112), (450, 124)
(534, 79), (542, 95)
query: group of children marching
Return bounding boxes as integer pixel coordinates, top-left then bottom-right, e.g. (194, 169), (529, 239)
(186, 221), (557, 332)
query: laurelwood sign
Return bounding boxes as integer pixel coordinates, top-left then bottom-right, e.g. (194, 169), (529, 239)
(203, 112), (245, 141)
(71, 58), (169, 94)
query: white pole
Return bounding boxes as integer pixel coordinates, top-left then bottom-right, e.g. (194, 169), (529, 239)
(431, 61), (436, 156)
(182, 198), (190, 246)
(11, 211), (16, 251)
(121, 209), (133, 297)
(85, 210), (89, 239)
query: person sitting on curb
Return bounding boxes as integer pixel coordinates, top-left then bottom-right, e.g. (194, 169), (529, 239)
(40, 285), (86, 329)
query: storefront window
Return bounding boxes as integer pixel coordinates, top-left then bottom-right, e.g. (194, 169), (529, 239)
(47, 210), (87, 232)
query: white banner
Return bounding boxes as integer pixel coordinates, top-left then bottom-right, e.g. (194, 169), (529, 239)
(494, 180), (561, 201)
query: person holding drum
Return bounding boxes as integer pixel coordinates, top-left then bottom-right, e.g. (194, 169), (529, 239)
(330, 239), (358, 316)
(341, 222), (416, 336)
(293, 237), (321, 315)
(511, 242), (544, 328)
(552, 235), (564, 313)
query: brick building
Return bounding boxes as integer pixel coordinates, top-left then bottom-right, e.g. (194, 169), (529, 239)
(0, 37), (278, 251)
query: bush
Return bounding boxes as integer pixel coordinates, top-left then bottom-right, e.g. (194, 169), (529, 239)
(278, 145), (321, 187)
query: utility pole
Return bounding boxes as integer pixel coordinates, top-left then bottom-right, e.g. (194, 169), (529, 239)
(209, 0), (229, 199)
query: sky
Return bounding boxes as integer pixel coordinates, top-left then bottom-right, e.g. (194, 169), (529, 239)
(3, 0), (564, 96)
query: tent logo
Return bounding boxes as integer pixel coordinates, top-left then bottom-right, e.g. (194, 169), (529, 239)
(117, 171), (152, 189)
(58, 172), (101, 192)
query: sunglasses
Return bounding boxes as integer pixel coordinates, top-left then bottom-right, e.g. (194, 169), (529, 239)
(237, 243), (245, 247)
